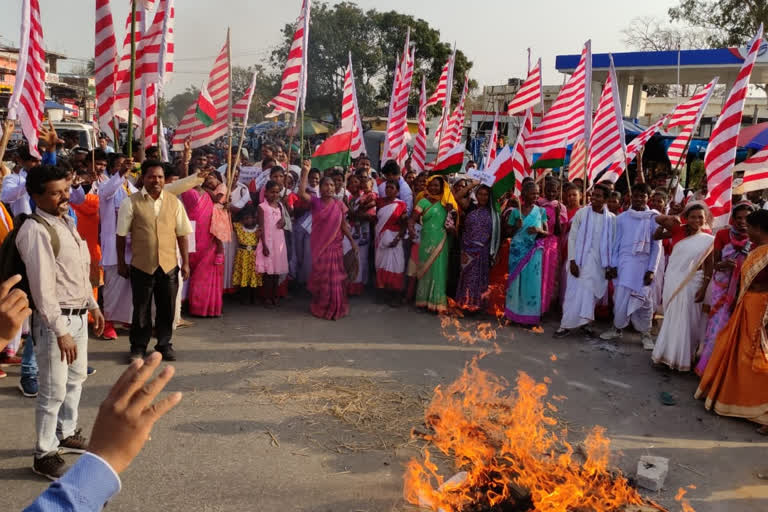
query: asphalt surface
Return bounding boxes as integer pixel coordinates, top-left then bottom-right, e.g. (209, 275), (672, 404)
(2, 294), (767, 511)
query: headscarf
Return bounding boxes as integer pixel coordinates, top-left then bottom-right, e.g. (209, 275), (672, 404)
(417, 175), (460, 212)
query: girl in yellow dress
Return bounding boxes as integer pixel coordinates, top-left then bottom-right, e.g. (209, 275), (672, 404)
(232, 206), (263, 303)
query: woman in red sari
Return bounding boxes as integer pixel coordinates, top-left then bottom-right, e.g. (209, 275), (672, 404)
(298, 162), (359, 320)
(181, 181), (225, 317)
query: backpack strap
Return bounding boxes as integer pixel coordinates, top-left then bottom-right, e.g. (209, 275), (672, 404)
(28, 214), (61, 258)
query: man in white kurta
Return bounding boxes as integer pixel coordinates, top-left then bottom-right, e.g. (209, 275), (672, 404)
(555, 186), (615, 337)
(600, 184), (662, 349)
(99, 156), (138, 339)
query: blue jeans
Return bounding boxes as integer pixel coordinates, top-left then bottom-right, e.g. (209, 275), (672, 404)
(33, 312), (88, 457)
(21, 334), (37, 379)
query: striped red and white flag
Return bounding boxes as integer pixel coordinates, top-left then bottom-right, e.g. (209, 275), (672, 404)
(232, 70), (257, 120)
(733, 146), (768, 194)
(267, 0), (311, 117)
(601, 115), (667, 183)
(668, 78), (718, 129)
(393, 46), (416, 166)
(527, 41), (592, 156)
(94, 0), (118, 138)
(380, 54), (401, 163)
(437, 75), (469, 160)
(511, 109), (534, 196)
(705, 25), (764, 228)
(139, 0), (175, 85)
(382, 31), (414, 165)
(426, 51), (454, 108)
(112, 6), (145, 122)
(7, 0), (45, 158)
(586, 55), (625, 185)
(171, 34), (231, 150)
(666, 123), (695, 172)
(142, 82), (158, 148)
(484, 111), (499, 168)
(412, 76), (428, 173)
(567, 139), (587, 182)
(507, 58), (542, 116)
(340, 53), (365, 158)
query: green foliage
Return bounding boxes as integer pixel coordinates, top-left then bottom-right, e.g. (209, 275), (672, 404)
(163, 85), (199, 126)
(669, 0), (768, 46)
(687, 159), (706, 189)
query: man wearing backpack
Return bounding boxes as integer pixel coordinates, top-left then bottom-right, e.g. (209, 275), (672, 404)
(15, 164), (105, 479)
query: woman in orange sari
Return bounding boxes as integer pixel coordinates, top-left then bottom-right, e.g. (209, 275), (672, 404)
(696, 209), (768, 429)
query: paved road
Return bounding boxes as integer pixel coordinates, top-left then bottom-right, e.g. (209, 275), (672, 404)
(2, 295), (767, 511)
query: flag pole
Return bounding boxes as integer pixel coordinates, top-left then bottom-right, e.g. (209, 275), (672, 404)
(156, 86), (162, 151)
(666, 130), (694, 198)
(225, 27), (235, 203)
(126, 0), (137, 159)
(0, 120), (14, 167)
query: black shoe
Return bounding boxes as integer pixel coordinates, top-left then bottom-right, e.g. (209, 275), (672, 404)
(58, 428), (88, 454)
(32, 453), (67, 480)
(553, 328), (570, 339)
(579, 325), (595, 338)
(86, 366), (96, 376)
(157, 347), (176, 361)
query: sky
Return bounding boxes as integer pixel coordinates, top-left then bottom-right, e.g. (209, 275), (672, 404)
(0, 0), (679, 98)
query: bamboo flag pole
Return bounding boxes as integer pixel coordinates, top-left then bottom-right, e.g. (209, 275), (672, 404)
(225, 28), (236, 203)
(126, 0), (137, 159)
(0, 120), (15, 168)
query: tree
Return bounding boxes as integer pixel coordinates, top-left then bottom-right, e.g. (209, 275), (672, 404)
(162, 85), (199, 126)
(669, 0), (768, 47)
(231, 64), (277, 123)
(621, 16), (713, 96)
(268, 1), (475, 123)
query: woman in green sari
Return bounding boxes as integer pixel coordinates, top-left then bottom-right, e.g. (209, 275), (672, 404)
(408, 176), (459, 313)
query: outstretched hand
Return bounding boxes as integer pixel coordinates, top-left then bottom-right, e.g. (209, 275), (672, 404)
(88, 352), (182, 474)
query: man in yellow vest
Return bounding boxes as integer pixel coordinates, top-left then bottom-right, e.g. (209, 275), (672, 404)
(116, 160), (192, 362)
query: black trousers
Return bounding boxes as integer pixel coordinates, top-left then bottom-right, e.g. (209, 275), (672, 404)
(129, 266), (179, 354)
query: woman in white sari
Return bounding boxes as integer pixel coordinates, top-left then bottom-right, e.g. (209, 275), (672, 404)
(651, 201), (714, 371)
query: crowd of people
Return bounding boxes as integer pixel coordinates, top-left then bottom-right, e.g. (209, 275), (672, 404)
(1, 122), (768, 497)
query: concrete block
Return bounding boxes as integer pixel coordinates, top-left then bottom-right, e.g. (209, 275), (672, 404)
(636, 455), (669, 491)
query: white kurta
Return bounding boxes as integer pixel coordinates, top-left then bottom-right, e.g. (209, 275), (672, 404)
(560, 208), (614, 329)
(652, 232), (714, 371)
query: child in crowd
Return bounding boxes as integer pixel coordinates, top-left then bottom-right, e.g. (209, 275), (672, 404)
(232, 206), (263, 304)
(607, 191), (622, 215)
(255, 181), (290, 307)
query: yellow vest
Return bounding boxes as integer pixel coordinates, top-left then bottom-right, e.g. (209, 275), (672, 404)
(129, 192), (180, 275)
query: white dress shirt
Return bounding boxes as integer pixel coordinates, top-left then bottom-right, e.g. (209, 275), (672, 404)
(99, 172), (138, 266)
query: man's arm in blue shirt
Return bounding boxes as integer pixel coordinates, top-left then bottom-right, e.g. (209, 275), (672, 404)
(24, 453), (121, 512)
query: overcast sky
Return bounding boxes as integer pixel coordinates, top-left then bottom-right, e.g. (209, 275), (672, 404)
(0, 0), (678, 97)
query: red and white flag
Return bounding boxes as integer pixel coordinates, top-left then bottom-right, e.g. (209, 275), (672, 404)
(139, 0), (175, 85)
(142, 82), (158, 147)
(412, 76), (428, 173)
(666, 78), (718, 172)
(382, 31), (414, 165)
(437, 75), (468, 160)
(511, 109), (534, 196)
(340, 53), (365, 158)
(171, 34), (231, 150)
(484, 111), (499, 167)
(8, 0), (46, 158)
(507, 58), (542, 116)
(426, 51), (454, 108)
(567, 139), (587, 182)
(601, 115), (668, 184)
(232, 70), (258, 121)
(668, 78), (718, 129)
(733, 146), (768, 194)
(705, 25), (764, 228)
(94, 0), (118, 138)
(267, 0), (311, 117)
(527, 41), (592, 156)
(112, 6), (145, 122)
(586, 55), (625, 185)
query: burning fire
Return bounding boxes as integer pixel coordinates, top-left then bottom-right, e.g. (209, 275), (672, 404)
(404, 357), (655, 512)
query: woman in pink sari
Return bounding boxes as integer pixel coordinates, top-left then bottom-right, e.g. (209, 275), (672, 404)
(182, 184), (225, 317)
(298, 163), (359, 320)
(536, 177), (568, 314)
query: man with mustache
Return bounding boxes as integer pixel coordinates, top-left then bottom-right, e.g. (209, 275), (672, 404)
(16, 165), (105, 479)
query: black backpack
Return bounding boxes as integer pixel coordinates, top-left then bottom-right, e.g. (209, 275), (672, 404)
(0, 214), (60, 310)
